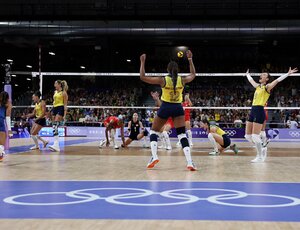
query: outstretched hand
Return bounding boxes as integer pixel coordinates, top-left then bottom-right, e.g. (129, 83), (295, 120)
(288, 67), (298, 75)
(140, 54), (146, 63)
(186, 50), (193, 59)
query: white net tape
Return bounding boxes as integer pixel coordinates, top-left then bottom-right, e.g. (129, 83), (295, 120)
(13, 105), (300, 110)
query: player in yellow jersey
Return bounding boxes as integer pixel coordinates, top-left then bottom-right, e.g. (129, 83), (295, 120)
(140, 50), (197, 171)
(245, 67), (298, 163)
(26, 91), (49, 150)
(200, 119), (238, 155)
(49, 80), (68, 152)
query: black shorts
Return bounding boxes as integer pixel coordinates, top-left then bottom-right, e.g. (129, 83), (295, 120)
(248, 106), (265, 124)
(129, 132), (139, 141)
(221, 134), (231, 148)
(53, 106), (64, 116)
(157, 101), (185, 119)
(35, 118), (46, 127)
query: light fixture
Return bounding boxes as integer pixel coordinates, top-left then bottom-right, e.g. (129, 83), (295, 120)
(7, 59), (13, 62)
(49, 52), (55, 56)
(177, 46), (188, 50)
(15, 84), (19, 87)
(11, 74), (16, 77)
(26, 78), (31, 81)
(80, 66), (86, 69)
(126, 59), (131, 62)
(26, 65), (32, 68)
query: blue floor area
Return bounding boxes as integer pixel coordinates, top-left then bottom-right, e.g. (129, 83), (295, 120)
(7, 139), (97, 154)
(1, 180), (300, 221)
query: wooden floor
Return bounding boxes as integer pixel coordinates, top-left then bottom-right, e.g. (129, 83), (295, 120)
(1, 137), (300, 230)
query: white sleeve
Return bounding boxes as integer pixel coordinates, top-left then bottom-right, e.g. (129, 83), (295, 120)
(5, 116), (11, 131)
(276, 73), (289, 82)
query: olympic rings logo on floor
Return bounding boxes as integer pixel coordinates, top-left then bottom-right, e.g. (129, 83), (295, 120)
(289, 131), (300, 137)
(3, 187), (300, 208)
(225, 130), (237, 137)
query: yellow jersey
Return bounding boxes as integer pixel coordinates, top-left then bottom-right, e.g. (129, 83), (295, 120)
(161, 76), (184, 103)
(53, 91), (64, 107)
(211, 125), (226, 136)
(252, 85), (270, 106)
(35, 101), (43, 118)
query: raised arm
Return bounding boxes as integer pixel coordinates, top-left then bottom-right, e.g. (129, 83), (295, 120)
(182, 50), (196, 84)
(245, 69), (259, 88)
(140, 54), (164, 86)
(266, 67), (298, 92)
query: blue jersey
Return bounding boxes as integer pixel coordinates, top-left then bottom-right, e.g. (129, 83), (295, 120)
(0, 106), (5, 119)
(0, 106), (6, 132)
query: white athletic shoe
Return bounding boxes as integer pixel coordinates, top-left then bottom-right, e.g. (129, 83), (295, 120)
(190, 142), (194, 147)
(99, 140), (106, 148)
(30, 146), (39, 150)
(114, 145), (119, 149)
(176, 141), (181, 147)
(49, 144), (60, 152)
(209, 151), (220, 156)
(187, 161), (197, 171)
(147, 157), (159, 169)
(166, 146), (172, 150)
(158, 145), (165, 149)
(261, 147), (267, 162)
(0, 151), (4, 161)
(251, 156), (263, 163)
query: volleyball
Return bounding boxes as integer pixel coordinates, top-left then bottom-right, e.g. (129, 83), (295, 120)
(177, 51), (184, 58)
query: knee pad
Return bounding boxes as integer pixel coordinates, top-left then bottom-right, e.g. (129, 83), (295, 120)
(176, 126), (186, 135)
(208, 133), (215, 141)
(52, 122), (59, 136)
(150, 130), (159, 142)
(178, 133), (189, 148)
(252, 134), (262, 144)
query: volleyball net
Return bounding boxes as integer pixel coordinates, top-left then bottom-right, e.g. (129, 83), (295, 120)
(9, 71), (300, 134)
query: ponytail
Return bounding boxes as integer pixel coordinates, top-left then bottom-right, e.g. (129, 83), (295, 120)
(167, 61), (179, 94)
(61, 80), (68, 92)
(56, 80), (69, 92)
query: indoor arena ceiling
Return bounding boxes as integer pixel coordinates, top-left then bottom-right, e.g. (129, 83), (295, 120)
(0, 0), (299, 46)
(0, 0), (299, 20)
